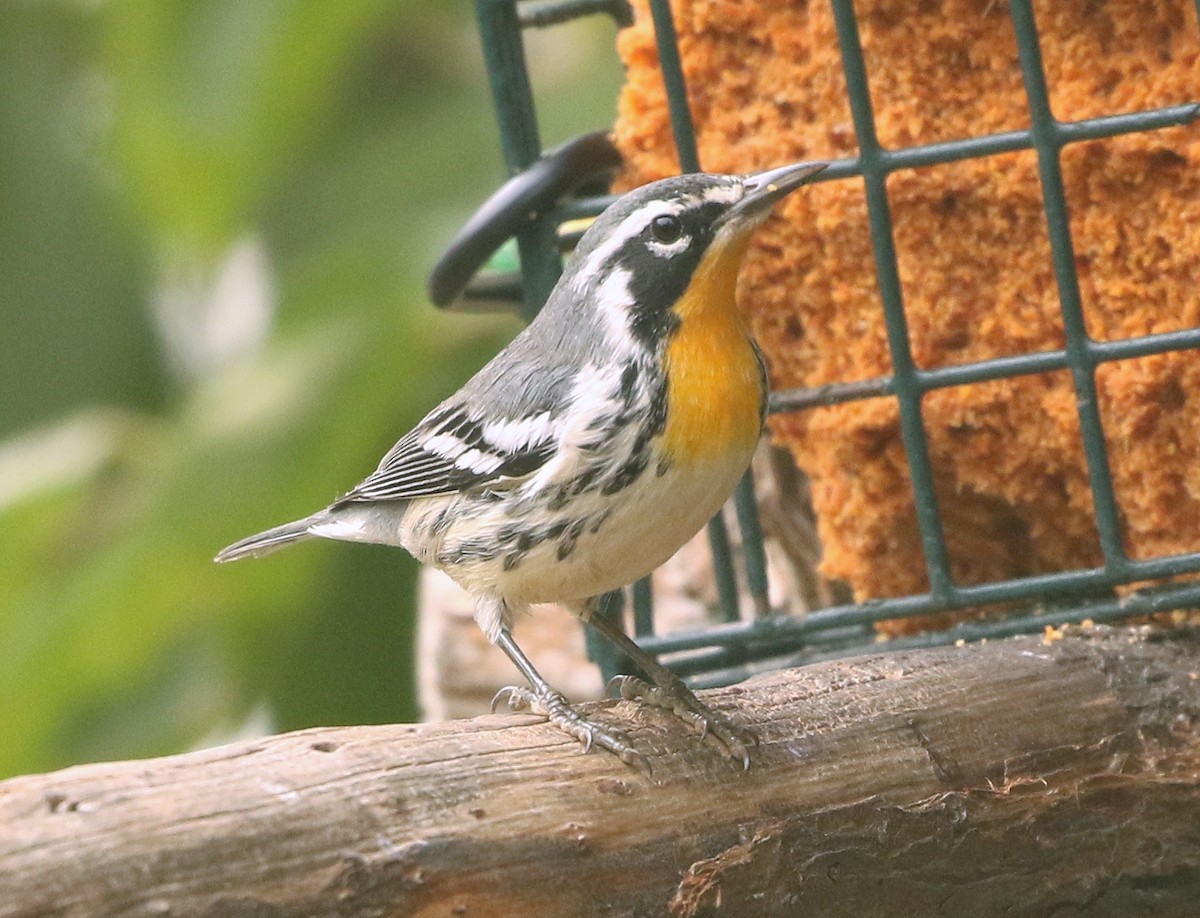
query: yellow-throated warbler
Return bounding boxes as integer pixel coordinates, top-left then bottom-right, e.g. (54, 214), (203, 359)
(216, 161), (826, 768)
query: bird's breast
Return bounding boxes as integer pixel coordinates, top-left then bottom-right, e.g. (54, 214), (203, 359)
(660, 282), (765, 464)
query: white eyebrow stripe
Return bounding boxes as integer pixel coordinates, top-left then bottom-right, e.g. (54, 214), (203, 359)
(576, 199), (680, 279)
(572, 180), (744, 279)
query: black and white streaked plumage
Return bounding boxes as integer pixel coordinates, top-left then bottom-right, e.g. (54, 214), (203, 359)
(217, 161), (826, 767)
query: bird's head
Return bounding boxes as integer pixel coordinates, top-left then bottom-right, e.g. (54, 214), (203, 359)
(558, 162), (826, 349)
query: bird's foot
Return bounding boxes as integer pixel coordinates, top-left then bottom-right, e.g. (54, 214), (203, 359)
(608, 674), (757, 770)
(492, 685), (649, 770)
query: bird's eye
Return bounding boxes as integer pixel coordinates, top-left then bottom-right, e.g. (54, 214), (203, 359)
(650, 214), (683, 244)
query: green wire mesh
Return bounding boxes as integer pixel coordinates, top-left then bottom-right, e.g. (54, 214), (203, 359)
(473, 0), (1200, 686)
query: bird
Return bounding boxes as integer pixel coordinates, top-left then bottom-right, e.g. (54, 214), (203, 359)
(216, 160), (827, 768)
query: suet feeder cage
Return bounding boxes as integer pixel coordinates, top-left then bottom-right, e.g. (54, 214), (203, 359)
(453, 0), (1200, 687)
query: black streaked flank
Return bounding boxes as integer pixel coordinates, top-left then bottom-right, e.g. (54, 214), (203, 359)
(618, 361), (639, 405)
(588, 508), (613, 534)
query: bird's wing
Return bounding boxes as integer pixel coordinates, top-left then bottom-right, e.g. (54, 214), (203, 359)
(339, 402), (558, 503)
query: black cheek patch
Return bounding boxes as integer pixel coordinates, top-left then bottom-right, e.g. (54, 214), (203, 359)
(616, 208), (721, 350)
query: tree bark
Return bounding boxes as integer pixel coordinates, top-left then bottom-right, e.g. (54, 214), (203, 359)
(3, 626), (1200, 917)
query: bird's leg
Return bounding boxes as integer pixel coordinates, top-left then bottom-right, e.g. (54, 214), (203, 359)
(580, 598), (757, 770)
(490, 628), (647, 768)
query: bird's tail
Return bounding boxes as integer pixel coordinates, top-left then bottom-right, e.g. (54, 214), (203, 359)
(214, 513), (326, 563)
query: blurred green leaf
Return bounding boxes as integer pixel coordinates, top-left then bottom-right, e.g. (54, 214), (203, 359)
(104, 0), (395, 252)
(0, 7), (162, 435)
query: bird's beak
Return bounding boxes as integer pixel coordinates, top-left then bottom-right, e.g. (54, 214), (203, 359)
(716, 161), (827, 230)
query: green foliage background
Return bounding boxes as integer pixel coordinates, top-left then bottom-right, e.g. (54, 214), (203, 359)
(0, 1), (623, 779)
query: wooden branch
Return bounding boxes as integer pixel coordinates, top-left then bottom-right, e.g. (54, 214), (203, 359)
(3, 626), (1200, 917)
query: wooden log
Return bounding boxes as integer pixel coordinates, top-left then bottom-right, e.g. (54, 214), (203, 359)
(2, 625), (1200, 917)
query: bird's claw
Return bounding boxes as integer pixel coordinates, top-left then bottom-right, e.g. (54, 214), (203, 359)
(490, 686), (520, 714)
(492, 684), (649, 771)
(607, 674), (756, 770)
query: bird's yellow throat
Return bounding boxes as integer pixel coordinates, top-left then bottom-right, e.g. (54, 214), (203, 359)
(662, 231), (764, 463)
